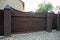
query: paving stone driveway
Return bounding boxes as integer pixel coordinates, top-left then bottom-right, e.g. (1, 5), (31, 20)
(1, 30), (60, 40)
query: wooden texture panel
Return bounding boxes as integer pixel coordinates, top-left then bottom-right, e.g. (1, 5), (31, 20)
(53, 14), (57, 29)
(57, 14), (60, 30)
(12, 17), (46, 33)
(0, 11), (2, 35)
(0, 10), (4, 36)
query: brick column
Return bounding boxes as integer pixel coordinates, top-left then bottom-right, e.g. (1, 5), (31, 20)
(46, 13), (53, 32)
(4, 8), (11, 36)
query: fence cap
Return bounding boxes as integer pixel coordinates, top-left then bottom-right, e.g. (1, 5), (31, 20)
(4, 5), (11, 10)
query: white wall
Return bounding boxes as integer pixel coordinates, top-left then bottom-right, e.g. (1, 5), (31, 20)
(0, 0), (23, 11)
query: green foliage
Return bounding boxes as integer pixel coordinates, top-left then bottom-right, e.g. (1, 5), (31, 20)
(36, 3), (53, 13)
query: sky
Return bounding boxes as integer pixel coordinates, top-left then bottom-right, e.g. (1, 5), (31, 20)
(22, 0), (60, 12)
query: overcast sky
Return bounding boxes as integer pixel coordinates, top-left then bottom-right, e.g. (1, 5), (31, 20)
(22, 0), (60, 12)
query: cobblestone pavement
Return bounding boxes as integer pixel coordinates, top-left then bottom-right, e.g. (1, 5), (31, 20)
(0, 30), (60, 40)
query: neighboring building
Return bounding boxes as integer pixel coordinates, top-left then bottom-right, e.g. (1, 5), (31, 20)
(0, 0), (24, 11)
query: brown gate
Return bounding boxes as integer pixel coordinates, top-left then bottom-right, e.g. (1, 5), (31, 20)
(11, 11), (47, 33)
(11, 9), (53, 33)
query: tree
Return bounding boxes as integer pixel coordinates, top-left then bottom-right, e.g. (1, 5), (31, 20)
(36, 3), (53, 13)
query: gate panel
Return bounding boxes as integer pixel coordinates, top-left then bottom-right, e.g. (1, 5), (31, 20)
(0, 10), (2, 35)
(0, 10), (4, 36)
(11, 13), (47, 33)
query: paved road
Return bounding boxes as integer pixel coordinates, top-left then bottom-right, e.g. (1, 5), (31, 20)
(1, 30), (60, 40)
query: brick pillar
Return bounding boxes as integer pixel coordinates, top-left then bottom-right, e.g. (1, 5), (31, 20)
(4, 8), (11, 36)
(46, 13), (53, 32)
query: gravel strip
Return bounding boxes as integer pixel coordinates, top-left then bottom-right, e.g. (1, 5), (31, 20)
(1, 30), (60, 40)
